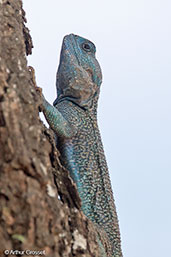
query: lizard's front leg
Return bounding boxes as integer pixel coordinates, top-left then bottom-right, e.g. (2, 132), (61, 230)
(41, 97), (76, 138)
(28, 66), (76, 139)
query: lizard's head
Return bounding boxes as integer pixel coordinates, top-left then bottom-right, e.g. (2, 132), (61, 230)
(54, 34), (102, 110)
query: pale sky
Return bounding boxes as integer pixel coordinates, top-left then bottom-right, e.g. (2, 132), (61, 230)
(23, 1), (171, 256)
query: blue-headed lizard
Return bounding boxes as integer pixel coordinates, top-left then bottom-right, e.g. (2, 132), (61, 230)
(35, 34), (122, 257)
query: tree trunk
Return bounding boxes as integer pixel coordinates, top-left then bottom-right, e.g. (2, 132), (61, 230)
(0, 1), (100, 256)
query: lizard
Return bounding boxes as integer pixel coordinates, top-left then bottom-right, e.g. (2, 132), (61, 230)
(35, 34), (123, 257)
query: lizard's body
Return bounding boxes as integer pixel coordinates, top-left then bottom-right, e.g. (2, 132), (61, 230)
(41, 34), (122, 257)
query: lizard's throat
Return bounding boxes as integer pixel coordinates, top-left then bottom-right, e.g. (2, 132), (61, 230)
(53, 82), (100, 112)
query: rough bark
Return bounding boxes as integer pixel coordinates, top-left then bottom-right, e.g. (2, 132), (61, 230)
(0, 1), (100, 256)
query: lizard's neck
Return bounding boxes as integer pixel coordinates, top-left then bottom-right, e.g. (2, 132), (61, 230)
(54, 90), (99, 118)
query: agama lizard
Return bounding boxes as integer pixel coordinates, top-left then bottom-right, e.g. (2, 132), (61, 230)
(35, 34), (122, 257)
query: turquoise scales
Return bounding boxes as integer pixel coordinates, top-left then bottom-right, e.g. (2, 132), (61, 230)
(40, 34), (122, 257)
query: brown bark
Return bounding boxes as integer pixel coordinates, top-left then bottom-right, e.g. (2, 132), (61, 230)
(0, 1), (100, 256)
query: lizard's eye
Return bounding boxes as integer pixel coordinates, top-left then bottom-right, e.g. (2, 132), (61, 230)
(82, 43), (91, 52)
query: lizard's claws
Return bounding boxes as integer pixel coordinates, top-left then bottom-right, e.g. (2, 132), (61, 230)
(28, 66), (42, 96)
(28, 66), (43, 111)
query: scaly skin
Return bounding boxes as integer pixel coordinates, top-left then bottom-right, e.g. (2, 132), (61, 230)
(40, 34), (122, 257)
